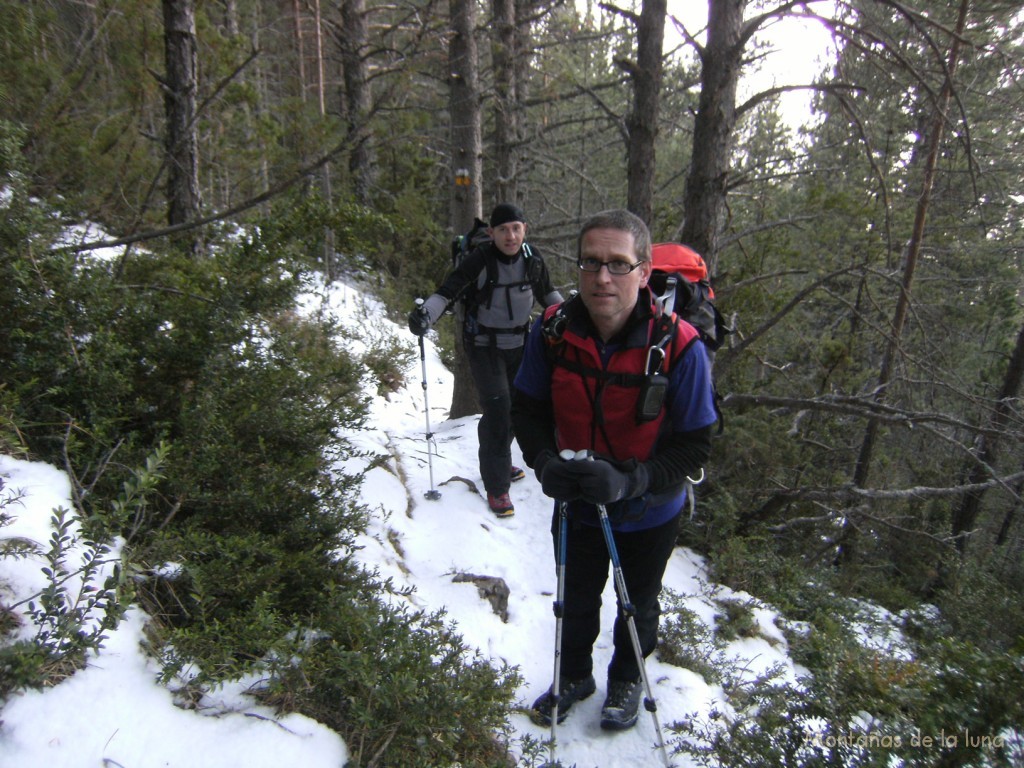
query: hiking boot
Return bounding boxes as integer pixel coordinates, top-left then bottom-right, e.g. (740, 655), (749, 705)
(487, 492), (515, 517)
(510, 466), (526, 482)
(600, 678), (642, 731)
(530, 675), (597, 726)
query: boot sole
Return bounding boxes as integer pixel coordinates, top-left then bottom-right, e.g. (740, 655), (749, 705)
(599, 712), (640, 730)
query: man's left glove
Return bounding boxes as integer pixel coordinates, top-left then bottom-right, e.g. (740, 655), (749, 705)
(408, 305), (431, 336)
(560, 457), (649, 505)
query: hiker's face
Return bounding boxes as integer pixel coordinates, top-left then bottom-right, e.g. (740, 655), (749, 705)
(578, 228), (651, 338)
(490, 221), (526, 257)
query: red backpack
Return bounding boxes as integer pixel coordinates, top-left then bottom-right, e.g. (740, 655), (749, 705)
(648, 243), (728, 353)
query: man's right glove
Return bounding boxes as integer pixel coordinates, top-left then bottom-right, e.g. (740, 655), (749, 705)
(534, 450), (582, 502)
(536, 451), (649, 505)
(408, 305), (431, 336)
(561, 457), (644, 505)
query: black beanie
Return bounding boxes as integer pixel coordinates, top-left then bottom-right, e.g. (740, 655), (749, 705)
(489, 203), (526, 228)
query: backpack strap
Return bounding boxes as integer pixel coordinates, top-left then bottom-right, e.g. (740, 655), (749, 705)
(542, 298), (687, 426)
(523, 244), (548, 298)
(465, 244), (540, 347)
(469, 249), (500, 310)
(653, 274), (676, 319)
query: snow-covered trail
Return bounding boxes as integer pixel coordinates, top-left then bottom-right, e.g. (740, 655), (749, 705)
(328, 279), (801, 767)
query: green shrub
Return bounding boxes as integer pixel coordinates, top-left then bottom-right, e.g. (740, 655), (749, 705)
(1, 196), (524, 765)
(0, 445), (165, 696)
(658, 589), (723, 683)
(358, 323), (416, 397)
(936, 557), (1024, 654)
(714, 597), (762, 643)
(670, 663), (890, 768)
(709, 534), (814, 612)
(258, 575), (522, 767)
(664, 571), (1024, 768)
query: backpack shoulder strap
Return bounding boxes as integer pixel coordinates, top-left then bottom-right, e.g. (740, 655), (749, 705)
(481, 248), (501, 302)
(460, 246), (498, 312)
(523, 243), (550, 297)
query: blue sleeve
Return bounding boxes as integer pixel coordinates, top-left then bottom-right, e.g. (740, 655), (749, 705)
(513, 316), (551, 399)
(668, 340), (718, 432)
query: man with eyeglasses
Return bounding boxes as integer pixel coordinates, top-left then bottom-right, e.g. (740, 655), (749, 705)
(511, 209), (717, 733)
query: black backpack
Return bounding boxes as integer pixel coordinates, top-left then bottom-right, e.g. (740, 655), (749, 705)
(450, 218), (492, 270)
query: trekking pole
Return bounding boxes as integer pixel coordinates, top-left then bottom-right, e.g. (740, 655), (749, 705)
(416, 313), (442, 501)
(572, 449), (672, 767)
(546, 489), (571, 765)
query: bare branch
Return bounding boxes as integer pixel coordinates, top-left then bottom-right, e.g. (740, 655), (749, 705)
(736, 81), (862, 117)
(51, 137), (354, 255)
(667, 14), (704, 57)
(722, 391), (1019, 442)
(598, 1), (638, 26)
(772, 470), (1024, 504)
(719, 266), (860, 366)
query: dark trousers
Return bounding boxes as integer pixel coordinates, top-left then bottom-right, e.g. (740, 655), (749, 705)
(553, 511), (682, 683)
(466, 344), (523, 496)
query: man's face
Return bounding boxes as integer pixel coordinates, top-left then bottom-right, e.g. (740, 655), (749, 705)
(490, 221), (526, 256)
(578, 227), (651, 334)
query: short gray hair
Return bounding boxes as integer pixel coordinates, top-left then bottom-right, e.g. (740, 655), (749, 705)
(577, 209), (652, 263)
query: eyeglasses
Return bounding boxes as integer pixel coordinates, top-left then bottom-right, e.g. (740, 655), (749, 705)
(577, 257), (645, 276)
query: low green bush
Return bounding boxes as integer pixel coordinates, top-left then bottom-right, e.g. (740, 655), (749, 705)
(1, 193), (522, 765)
(0, 444), (164, 696)
(658, 589), (723, 684)
(261, 581), (522, 767)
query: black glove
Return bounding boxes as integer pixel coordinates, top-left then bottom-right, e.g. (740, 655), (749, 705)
(561, 457), (649, 505)
(408, 305), (431, 336)
(536, 452), (583, 502)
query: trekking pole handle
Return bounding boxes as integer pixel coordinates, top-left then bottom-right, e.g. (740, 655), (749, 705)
(414, 299), (429, 370)
(561, 449), (592, 461)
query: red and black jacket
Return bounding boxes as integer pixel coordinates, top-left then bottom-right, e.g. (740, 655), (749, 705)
(541, 293), (699, 462)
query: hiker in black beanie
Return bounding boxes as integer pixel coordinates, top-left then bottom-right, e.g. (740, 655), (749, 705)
(408, 204), (563, 517)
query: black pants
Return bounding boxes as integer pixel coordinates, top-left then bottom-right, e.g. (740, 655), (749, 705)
(553, 510), (682, 683)
(466, 344), (523, 497)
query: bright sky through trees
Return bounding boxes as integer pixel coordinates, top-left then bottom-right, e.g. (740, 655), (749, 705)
(665, 0), (837, 127)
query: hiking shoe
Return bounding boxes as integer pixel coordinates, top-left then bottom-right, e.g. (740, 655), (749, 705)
(600, 678), (643, 731)
(530, 675), (597, 726)
(487, 492), (515, 517)
(510, 466), (526, 482)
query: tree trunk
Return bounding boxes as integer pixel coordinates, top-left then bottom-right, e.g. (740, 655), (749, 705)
(292, 0), (308, 103)
(449, 0), (483, 419)
(624, 0), (666, 224)
(162, 0), (201, 252)
(513, 0), (534, 166)
(995, 489), (1019, 548)
(841, 0), (970, 566)
(312, 0), (336, 278)
(679, 0), (744, 273)
(492, 0), (518, 204)
(951, 322), (1024, 553)
(341, 0), (375, 206)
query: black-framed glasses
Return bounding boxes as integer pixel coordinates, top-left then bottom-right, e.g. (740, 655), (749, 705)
(577, 257), (645, 276)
